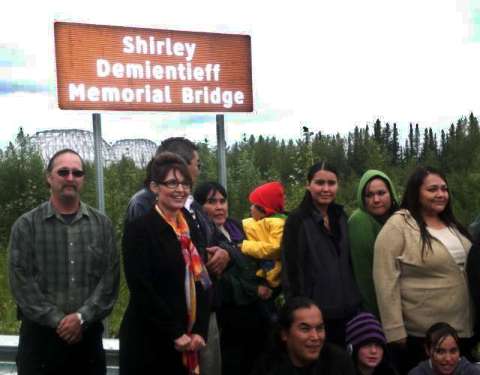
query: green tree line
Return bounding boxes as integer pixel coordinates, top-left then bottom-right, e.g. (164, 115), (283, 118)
(1, 113), (479, 335)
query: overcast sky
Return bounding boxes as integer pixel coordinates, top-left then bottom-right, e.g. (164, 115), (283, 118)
(1, 0), (480, 148)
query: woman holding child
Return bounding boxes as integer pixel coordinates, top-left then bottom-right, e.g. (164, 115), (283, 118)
(194, 181), (267, 375)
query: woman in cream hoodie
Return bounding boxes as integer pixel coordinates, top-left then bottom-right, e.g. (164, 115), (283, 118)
(373, 166), (473, 374)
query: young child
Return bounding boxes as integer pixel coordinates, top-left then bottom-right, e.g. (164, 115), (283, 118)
(346, 312), (398, 375)
(241, 181), (287, 303)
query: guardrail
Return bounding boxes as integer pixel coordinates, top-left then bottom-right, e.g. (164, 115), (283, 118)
(0, 335), (119, 374)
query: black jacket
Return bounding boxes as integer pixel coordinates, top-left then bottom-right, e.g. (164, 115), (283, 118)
(119, 208), (210, 375)
(251, 343), (356, 375)
(213, 218), (262, 307)
(281, 201), (362, 320)
(466, 242), (480, 336)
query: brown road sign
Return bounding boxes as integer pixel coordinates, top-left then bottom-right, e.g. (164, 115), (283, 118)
(54, 22), (253, 112)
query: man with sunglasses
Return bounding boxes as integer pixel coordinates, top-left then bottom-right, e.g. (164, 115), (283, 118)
(8, 148), (119, 375)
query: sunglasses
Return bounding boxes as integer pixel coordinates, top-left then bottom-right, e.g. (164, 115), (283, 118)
(56, 168), (85, 178)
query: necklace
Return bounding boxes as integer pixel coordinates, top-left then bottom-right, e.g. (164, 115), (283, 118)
(323, 214), (330, 231)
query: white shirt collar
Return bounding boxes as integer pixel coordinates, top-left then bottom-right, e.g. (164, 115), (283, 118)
(185, 195), (194, 211)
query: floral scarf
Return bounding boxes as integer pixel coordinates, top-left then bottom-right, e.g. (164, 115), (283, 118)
(156, 205), (211, 374)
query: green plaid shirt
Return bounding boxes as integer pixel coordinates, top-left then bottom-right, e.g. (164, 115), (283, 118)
(8, 201), (119, 328)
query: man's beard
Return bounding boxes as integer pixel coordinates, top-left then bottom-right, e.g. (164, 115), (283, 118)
(59, 185), (79, 204)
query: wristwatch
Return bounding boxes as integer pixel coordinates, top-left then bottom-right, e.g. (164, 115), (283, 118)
(76, 312), (85, 325)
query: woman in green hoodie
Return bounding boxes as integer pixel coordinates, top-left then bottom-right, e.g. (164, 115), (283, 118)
(348, 170), (399, 317)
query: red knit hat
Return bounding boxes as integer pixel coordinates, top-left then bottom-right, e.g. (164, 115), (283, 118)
(249, 181), (285, 216)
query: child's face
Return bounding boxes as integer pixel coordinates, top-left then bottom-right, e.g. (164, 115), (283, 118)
(357, 342), (384, 371)
(250, 205), (266, 221)
(428, 335), (459, 375)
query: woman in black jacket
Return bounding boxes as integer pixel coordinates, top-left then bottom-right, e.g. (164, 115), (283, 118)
(281, 161), (362, 347)
(119, 153), (211, 375)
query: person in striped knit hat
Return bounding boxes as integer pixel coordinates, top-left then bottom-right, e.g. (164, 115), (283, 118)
(346, 312), (398, 375)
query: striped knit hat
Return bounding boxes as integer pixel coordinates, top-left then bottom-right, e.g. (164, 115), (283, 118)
(346, 312), (386, 350)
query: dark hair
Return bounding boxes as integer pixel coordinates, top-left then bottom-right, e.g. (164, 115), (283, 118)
(254, 297), (321, 373)
(424, 322), (460, 354)
(363, 176), (399, 217)
(194, 181), (227, 205)
(143, 158), (154, 187)
(306, 161), (338, 183)
(46, 148), (85, 173)
(401, 166), (471, 258)
(156, 137), (198, 165)
(150, 152), (192, 187)
(278, 297), (319, 332)
(263, 297), (320, 355)
(299, 161), (338, 211)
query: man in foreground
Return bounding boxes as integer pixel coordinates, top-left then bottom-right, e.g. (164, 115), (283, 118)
(252, 297), (356, 375)
(9, 148), (120, 375)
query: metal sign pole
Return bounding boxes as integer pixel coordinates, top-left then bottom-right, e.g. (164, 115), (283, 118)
(216, 114), (227, 189)
(92, 113), (108, 337)
(92, 113), (105, 213)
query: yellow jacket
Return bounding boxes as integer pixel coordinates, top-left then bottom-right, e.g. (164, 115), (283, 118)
(241, 216), (286, 288)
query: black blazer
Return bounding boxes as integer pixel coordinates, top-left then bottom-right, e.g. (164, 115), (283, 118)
(120, 207), (210, 344)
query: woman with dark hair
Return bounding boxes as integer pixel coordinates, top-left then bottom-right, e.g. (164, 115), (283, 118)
(346, 312), (398, 375)
(281, 161), (362, 347)
(120, 152), (211, 375)
(408, 323), (480, 375)
(251, 296), (356, 375)
(194, 181), (266, 375)
(348, 170), (399, 316)
(374, 166), (473, 374)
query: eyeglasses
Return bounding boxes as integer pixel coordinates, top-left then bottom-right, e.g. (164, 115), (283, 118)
(364, 190), (388, 199)
(159, 179), (191, 190)
(57, 168), (85, 178)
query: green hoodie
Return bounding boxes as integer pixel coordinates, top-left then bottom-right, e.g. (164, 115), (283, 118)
(348, 170), (399, 317)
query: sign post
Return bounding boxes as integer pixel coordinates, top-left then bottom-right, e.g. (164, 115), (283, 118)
(92, 112), (108, 337)
(92, 113), (105, 214)
(216, 114), (227, 188)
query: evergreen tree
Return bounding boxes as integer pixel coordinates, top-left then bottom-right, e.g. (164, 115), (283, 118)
(373, 119), (382, 144)
(391, 123), (400, 165)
